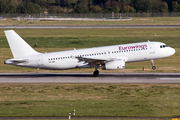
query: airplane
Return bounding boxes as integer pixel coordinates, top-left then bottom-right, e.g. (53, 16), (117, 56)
(4, 30), (175, 76)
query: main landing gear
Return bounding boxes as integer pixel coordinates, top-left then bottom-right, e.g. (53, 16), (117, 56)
(151, 59), (156, 70)
(93, 70), (99, 77)
(93, 65), (100, 77)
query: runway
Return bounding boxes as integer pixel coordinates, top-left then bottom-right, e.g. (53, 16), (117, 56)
(1, 25), (180, 29)
(0, 73), (180, 83)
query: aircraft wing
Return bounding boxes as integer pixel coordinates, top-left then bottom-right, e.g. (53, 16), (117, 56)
(76, 56), (127, 65)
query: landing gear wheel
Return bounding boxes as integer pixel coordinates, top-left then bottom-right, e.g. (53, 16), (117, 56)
(93, 70), (99, 77)
(152, 66), (156, 70)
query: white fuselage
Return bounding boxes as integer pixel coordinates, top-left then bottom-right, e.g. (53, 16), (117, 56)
(5, 41), (175, 70)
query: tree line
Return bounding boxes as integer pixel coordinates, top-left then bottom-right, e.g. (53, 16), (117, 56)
(0, 0), (180, 14)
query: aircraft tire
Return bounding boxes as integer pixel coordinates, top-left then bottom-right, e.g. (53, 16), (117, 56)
(152, 66), (156, 70)
(93, 70), (99, 77)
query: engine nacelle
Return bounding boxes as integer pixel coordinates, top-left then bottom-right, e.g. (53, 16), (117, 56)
(102, 60), (126, 70)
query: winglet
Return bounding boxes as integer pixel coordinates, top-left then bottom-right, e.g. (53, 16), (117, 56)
(4, 30), (40, 58)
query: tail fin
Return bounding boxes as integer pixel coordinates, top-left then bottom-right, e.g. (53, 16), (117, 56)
(4, 30), (40, 58)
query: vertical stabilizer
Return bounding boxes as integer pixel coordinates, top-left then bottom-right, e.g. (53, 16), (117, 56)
(4, 30), (40, 58)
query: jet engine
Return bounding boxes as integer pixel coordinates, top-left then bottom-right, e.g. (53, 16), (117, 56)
(102, 60), (125, 70)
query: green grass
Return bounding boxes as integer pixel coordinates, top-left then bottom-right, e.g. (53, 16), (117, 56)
(0, 28), (180, 48)
(0, 84), (180, 117)
(1, 17), (180, 25)
(0, 28), (180, 73)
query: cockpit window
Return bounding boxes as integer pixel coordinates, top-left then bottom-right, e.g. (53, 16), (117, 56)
(160, 45), (168, 48)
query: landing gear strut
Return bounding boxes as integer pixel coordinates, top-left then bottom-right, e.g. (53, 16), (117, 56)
(93, 65), (100, 77)
(151, 60), (156, 70)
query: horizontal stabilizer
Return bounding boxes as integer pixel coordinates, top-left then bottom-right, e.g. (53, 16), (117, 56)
(4, 59), (28, 64)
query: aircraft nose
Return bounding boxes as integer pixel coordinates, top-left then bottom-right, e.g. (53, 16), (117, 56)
(170, 48), (176, 55)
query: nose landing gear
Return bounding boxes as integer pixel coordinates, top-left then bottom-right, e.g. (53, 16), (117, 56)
(151, 60), (156, 70)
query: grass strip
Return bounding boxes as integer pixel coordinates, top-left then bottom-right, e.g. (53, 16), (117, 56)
(0, 84), (180, 117)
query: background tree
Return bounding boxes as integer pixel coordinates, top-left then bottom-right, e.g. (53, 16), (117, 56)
(61, 0), (72, 8)
(0, 0), (16, 13)
(74, 0), (89, 13)
(160, 1), (168, 12)
(48, 5), (63, 13)
(133, 0), (151, 12)
(17, 2), (41, 14)
(172, 1), (180, 12)
(0, 0), (180, 14)
(90, 5), (102, 13)
(32, 0), (47, 7)
(113, 6), (120, 13)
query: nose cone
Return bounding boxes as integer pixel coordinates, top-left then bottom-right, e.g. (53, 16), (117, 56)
(170, 47), (176, 55)
(161, 47), (176, 58)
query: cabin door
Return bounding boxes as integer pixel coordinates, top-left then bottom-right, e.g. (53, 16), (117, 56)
(149, 44), (155, 54)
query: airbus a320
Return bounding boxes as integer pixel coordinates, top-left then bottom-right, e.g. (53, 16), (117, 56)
(4, 30), (175, 76)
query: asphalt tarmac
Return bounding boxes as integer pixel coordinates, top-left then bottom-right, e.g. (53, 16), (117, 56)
(1, 25), (180, 29)
(0, 73), (180, 83)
